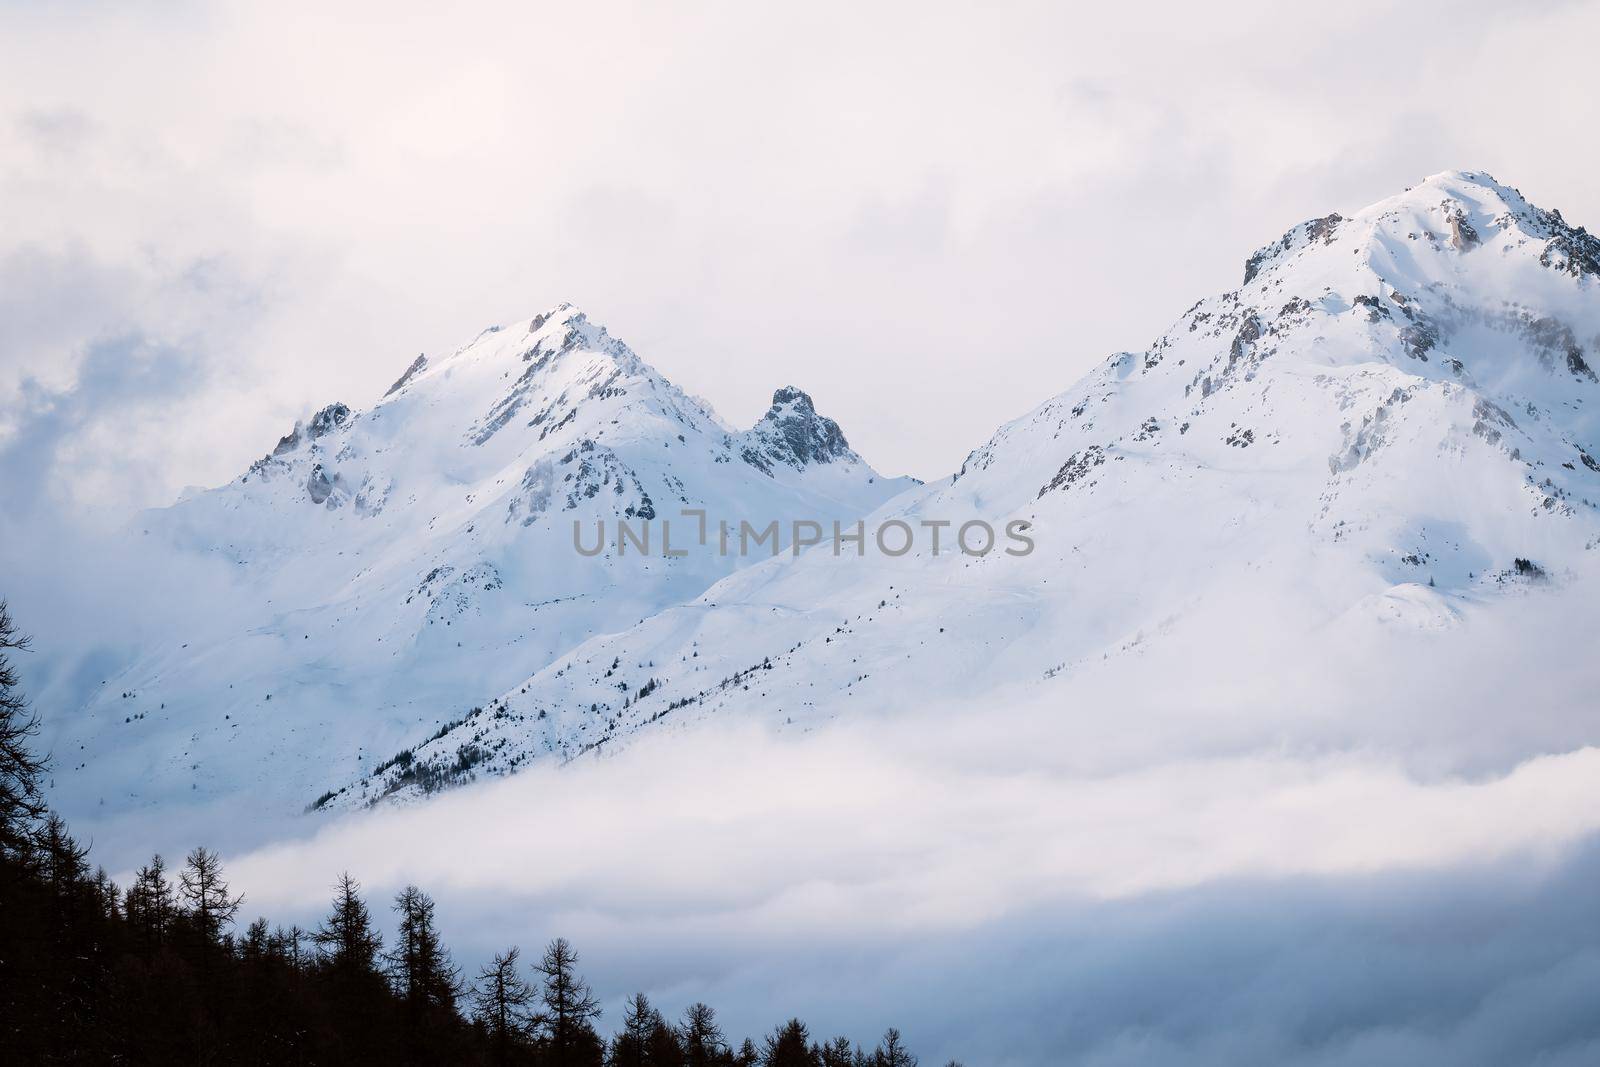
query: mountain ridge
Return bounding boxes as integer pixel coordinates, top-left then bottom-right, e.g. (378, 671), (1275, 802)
(328, 169), (1600, 808)
(37, 170), (1600, 827)
(46, 302), (917, 824)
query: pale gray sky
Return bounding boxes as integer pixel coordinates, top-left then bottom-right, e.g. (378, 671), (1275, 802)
(2, 0), (1596, 515)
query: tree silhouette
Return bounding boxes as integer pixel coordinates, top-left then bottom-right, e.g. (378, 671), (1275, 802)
(314, 872), (383, 976)
(471, 946), (536, 1064)
(818, 1036), (855, 1067)
(386, 884), (463, 1059)
(680, 1002), (731, 1067)
(312, 871), (391, 1057)
(610, 990), (686, 1066)
(761, 1018), (817, 1067)
(178, 846), (243, 947)
(126, 853), (177, 949)
(538, 937), (604, 1066)
(873, 1028), (916, 1067)
(0, 601), (46, 859)
(387, 885), (461, 1006)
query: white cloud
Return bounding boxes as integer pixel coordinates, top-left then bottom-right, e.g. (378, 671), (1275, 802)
(205, 708), (1600, 1065)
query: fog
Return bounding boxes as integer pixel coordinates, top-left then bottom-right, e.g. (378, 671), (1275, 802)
(212, 706), (1600, 1064)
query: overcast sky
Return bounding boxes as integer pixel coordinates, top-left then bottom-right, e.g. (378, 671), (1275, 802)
(2, 0), (1597, 511)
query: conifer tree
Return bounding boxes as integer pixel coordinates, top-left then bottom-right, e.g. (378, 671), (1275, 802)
(386, 884), (462, 1010)
(38, 813), (90, 894)
(312, 872), (392, 1058)
(386, 883), (463, 1059)
(89, 866), (120, 921)
(126, 853), (176, 948)
(611, 991), (684, 1067)
(647, 1006), (688, 1067)
(611, 991), (657, 1067)
(818, 1036), (855, 1067)
(872, 1029), (916, 1067)
(314, 872), (383, 976)
(679, 1002), (730, 1067)
(538, 936), (604, 1066)
(471, 946), (536, 1064)
(0, 600), (46, 860)
(273, 923), (308, 969)
(178, 845), (243, 947)
(761, 1019), (818, 1067)
(241, 917), (272, 962)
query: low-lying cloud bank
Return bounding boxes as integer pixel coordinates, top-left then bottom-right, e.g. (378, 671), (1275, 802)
(214, 714), (1600, 1065)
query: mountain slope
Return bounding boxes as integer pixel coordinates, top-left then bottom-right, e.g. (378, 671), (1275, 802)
(48, 304), (917, 819)
(341, 171), (1600, 806)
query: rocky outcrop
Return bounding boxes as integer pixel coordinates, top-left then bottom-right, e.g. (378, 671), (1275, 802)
(1448, 208), (1481, 251)
(384, 354), (428, 396)
(738, 387), (855, 474)
(1243, 213), (1342, 285)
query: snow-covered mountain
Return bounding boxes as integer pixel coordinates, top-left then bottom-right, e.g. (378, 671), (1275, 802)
(48, 304), (917, 817)
(336, 170), (1600, 807)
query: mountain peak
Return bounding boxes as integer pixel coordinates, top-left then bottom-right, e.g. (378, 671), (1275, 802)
(526, 301), (582, 336)
(1240, 168), (1600, 293)
(1416, 168), (1506, 192)
(739, 386), (855, 474)
(769, 385), (816, 412)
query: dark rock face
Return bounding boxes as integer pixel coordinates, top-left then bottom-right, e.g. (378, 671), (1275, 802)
(1228, 315), (1262, 369)
(1039, 445), (1106, 496)
(1535, 214), (1600, 280)
(307, 464), (334, 505)
(1471, 397), (1517, 447)
(308, 403), (352, 439)
(1398, 322), (1437, 361)
(384, 354), (428, 396)
(1448, 208), (1481, 251)
(1523, 317), (1598, 382)
(1354, 294), (1390, 322)
(272, 426), (302, 456)
(740, 387), (854, 474)
(1387, 292), (1441, 363)
(271, 402), (350, 457)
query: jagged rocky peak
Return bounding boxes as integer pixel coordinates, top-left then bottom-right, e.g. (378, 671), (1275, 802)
(270, 402), (352, 457)
(433, 302), (607, 379)
(740, 387), (855, 475)
(508, 301), (651, 382)
(522, 302), (609, 352)
(308, 402), (352, 437)
(467, 303), (681, 447)
(527, 301), (578, 335)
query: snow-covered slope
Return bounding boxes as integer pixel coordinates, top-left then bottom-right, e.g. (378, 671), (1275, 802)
(340, 171), (1600, 807)
(48, 304), (916, 817)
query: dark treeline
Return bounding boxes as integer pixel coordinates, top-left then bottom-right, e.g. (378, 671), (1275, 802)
(0, 601), (949, 1065)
